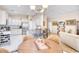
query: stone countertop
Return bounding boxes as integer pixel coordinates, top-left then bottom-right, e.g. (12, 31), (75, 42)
(0, 35), (25, 52)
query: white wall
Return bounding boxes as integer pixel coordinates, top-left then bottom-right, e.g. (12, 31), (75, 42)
(65, 25), (77, 34)
(27, 13), (44, 30)
(32, 13), (43, 27)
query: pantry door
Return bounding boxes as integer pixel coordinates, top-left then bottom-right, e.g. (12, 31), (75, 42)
(77, 21), (79, 35)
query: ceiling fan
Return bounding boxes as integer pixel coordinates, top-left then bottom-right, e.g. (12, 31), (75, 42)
(30, 5), (48, 13)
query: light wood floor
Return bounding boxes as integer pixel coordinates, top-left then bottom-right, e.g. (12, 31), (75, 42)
(60, 42), (78, 53)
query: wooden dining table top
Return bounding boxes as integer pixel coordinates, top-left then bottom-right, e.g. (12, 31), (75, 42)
(18, 37), (63, 53)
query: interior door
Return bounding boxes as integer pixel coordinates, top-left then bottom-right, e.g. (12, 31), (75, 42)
(77, 21), (79, 35)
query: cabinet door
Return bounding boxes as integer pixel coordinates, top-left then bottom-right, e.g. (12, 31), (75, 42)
(11, 29), (22, 35)
(0, 11), (7, 25)
(8, 19), (21, 26)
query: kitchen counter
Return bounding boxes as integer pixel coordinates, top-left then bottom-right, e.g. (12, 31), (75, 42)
(0, 35), (25, 52)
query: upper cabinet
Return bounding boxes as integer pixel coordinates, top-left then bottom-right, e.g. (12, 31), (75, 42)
(8, 19), (21, 26)
(0, 10), (8, 25)
(8, 16), (28, 26)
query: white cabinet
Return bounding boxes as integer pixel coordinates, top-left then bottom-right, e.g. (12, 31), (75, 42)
(11, 29), (22, 35)
(8, 19), (21, 26)
(1, 35), (23, 52)
(0, 10), (8, 25)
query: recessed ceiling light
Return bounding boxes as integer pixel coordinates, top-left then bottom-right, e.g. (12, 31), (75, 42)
(10, 10), (17, 13)
(42, 5), (48, 8)
(30, 5), (35, 10)
(17, 5), (21, 7)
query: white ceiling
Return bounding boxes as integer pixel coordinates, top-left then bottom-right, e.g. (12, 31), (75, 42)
(0, 5), (48, 16)
(45, 5), (79, 19)
(0, 5), (36, 16)
(0, 5), (79, 19)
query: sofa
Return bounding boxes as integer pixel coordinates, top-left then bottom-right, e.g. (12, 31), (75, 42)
(59, 32), (79, 51)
